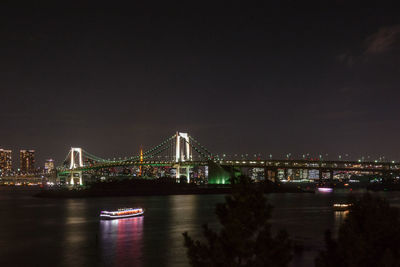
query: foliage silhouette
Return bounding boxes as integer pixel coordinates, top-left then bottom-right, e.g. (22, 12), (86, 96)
(315, 193), (400, 267)
(183, 175), (292, 267)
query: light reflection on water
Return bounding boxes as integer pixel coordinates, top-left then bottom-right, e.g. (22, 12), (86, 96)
(63, 199), (91, 266)
(333, 210), (349, 236)
(100, 216), (144, 267)
(167, 195), (197, 267)
(1, 190), (400, 267)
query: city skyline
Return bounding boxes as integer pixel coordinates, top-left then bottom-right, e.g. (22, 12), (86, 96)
(1, 4), (399, 165)
(1, 4), (400, 267)
(1, 140), (398, 171)
(0, 147), (54, 172)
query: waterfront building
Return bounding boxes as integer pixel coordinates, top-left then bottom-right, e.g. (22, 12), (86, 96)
(20, 150), (35, 174)
(250, 167), (265, 181)
(44, 159), (55, 174)
(0, 149), (12, 174)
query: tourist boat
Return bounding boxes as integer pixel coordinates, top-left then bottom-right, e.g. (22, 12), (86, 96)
(100, 208), (144, 219)
(317, 187), (333, 193)
(316, 182), (334, 193)
(333, 203), (352, 211)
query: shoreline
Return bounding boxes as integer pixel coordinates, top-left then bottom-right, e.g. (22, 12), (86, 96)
(34, 180), (310, 198)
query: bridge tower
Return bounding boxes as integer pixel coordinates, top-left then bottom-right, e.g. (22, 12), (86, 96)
(175, 132), (192, 162)
(69, 147), (83, 185)
(69, 147), (83, 169)
(175, 132), (192, 182)
(139, 148), (143, 177)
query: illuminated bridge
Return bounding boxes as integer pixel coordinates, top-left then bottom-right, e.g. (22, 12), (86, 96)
(58, 132), (400, 185)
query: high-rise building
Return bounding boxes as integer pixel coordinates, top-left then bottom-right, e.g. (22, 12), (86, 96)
(44, 159), (55, 174)
(0, 149), (12, 174)
(20, 150), (35, 174)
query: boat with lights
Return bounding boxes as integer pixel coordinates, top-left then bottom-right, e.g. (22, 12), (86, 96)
(316, 182), (334, 193)
(100, 208), (144, 219)
(317, 187), (333, 193)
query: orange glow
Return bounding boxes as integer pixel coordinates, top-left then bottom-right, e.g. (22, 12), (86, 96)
(115, 209), (143, 216)
(139, 147), (143, 176)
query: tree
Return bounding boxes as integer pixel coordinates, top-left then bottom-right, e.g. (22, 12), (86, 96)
(183, 175), (292, 267)
(315, 193), (400, 267)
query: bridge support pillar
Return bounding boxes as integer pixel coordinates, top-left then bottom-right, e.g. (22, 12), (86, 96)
(176, 166), (180, 181)
(70, 171), (83, 186)
(174, 164), (190, 183)
(185, 167), (190, 183)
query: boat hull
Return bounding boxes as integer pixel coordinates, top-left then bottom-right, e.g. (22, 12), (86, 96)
(100, 211), (144, 220)
(333, 204), (352, 211)
(317, 187), (333, 193)
(333, 207), (349, 211)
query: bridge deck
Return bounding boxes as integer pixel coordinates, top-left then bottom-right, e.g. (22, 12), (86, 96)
(59, 159), (400, 173)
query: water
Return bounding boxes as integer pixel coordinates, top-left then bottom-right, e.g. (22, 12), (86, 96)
(1, 188), (400, 267)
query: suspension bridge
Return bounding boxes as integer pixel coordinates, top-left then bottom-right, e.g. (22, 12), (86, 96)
(58, 132), (400, 185)
(58, 132), (215, 185)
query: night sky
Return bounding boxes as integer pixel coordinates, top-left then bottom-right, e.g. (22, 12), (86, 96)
(1, 3), (399, 167)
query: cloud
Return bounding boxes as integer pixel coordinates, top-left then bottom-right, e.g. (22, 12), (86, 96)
(337, 53), (355, 66)
(365, 24), (400, 54)
(337, 24), (400, 67)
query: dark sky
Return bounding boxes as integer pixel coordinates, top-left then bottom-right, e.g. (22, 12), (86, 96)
(1, 3), (400, 167)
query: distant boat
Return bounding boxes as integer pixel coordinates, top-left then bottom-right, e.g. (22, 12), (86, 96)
(317, 182), (334, 193)
(333, 203), (352, 211)
(100, 208), (144, 220)
(317, 187), (333, 193)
